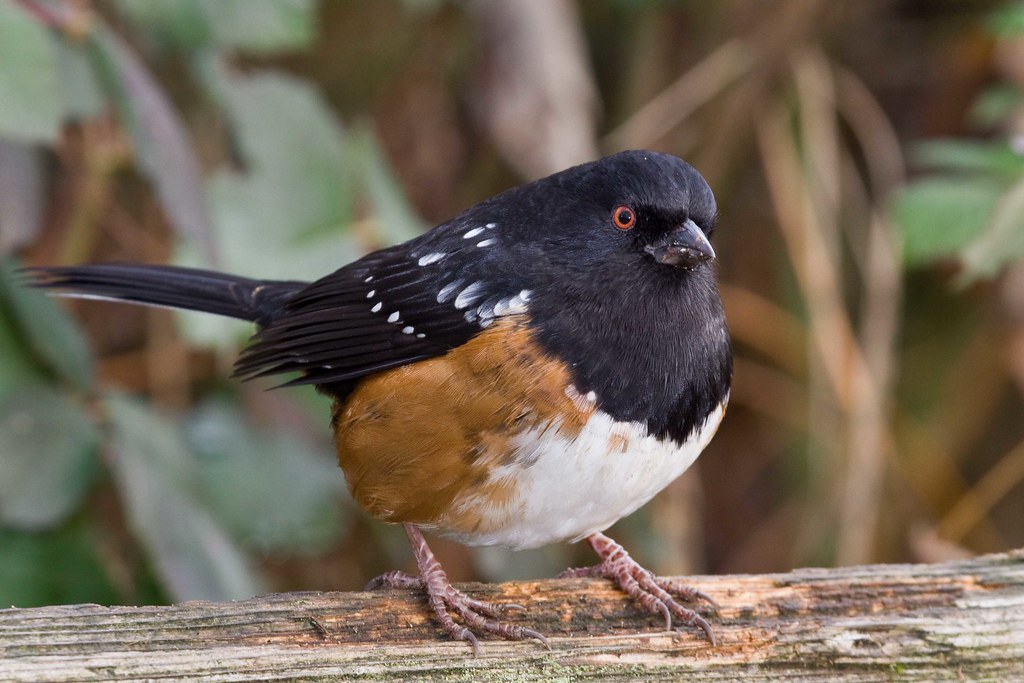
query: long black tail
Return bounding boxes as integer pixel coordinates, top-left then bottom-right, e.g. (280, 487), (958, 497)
(23, 264), (308, 327)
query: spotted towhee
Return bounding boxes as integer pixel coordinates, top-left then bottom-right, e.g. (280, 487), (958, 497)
(27, 150), (732, 651)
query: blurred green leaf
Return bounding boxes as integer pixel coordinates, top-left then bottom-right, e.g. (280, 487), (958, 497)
(196, 173), (361, 279)
(0, 0), (62, 142)
(106, 394), (264, 601)
(173, 171), (362, 348)
(184, 398), (347, 554)
(969, 85), (1024, 130)
(211, 66), (350, 238)
(116, 0), (315, 54)
(961, 175), (1024, 280)
(171, 64), (428, 349)
(892, 178), (1002, 266)
(168, 307), (252, 355)
(912, 139), (1024, 180)
(0, 521), (121, 607)
(0, 383), (99, 528)
(988, 1), (1024, 37)
(200, 0), (315, 54)
(350, 125), (426, 245)
(89, 25), (216, 262)
(0, 314), (41, 396)
(0, 139), (46, 252)
(115, 0), (212, 51)
(172, 61), (359, 299)
(56, 39), (105, 119)
(0, 259), (93, 390)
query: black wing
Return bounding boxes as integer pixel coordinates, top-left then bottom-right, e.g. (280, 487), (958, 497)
(233, 219), (527, 387)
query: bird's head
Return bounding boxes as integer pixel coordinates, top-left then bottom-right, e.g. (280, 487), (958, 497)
(484, 150), (718, 278)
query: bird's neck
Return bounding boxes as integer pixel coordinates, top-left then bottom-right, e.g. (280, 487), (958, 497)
(530, 268), (732, 445)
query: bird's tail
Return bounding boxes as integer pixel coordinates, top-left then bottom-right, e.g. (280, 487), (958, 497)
(23, 263), (307, 327)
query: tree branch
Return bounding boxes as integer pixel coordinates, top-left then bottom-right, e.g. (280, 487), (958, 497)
(2, 550), (1022, 681)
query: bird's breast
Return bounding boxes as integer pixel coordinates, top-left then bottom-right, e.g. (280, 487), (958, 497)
(332, 316), (726, 549)
(438, 399), (726, 549)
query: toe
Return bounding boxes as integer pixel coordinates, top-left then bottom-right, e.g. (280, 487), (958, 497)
(449, 591), (507, 619)
(657, 578), (720, 612)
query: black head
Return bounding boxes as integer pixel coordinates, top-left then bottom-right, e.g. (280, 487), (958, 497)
(466, 150), (719, 280)
(554, 149), (718, 251)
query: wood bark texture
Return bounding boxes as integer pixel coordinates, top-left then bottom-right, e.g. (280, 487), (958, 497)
(1, 550), (1022, 682)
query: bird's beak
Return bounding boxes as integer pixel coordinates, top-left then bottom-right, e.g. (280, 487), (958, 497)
(644, 218), (716, 269)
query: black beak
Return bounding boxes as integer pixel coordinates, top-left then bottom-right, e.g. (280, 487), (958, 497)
(644, 219), (716, 269)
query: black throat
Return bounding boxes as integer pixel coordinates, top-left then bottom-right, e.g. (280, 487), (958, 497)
(529, 262), (732, 445)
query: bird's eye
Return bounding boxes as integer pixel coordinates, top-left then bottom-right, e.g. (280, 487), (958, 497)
(612, 205), (636, 231)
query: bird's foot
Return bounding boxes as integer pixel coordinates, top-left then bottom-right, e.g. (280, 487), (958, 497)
(366, 524), (550, 655)
(560, 532), (719, 645)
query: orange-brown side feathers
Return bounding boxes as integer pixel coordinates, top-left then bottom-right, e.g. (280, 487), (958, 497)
(332, 317), (592, 529)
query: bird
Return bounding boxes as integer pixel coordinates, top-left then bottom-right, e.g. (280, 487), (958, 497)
(25, 149), (732, 652)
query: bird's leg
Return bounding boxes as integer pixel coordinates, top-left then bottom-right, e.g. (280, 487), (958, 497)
(560, 531), (719, 644)
(365, 523), (549, 654)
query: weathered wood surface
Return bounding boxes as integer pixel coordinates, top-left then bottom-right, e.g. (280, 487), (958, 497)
(1, 550), (1022, 682)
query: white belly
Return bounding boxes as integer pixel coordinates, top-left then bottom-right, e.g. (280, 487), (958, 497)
(438, 399), (727, 550)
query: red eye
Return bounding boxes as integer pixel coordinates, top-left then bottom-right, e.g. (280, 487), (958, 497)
(612, 205), (636, 230)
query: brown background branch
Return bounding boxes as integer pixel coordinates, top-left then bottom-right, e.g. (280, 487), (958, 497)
(2, 550), (1023, 681)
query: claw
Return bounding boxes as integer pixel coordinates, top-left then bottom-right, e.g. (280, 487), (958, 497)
(657, 601), (671, 631)
(523, 628), (552, 650)
(571, 532), (718, 644)
(691, 615), (717, 646)
(380, 524), (551, 653)
(698, 592), (722, 617)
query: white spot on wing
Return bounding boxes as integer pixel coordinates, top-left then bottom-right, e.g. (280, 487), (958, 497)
(364, 276), (373, 283)
(418, 252), (445, 266)
(489, 289), (533, 318)
(366, 290), (376, 298)
(505, 290), (532, 315)
(388, 311), (400, 323)
(437, 279), (463, 304)
(371, 302), (383, 313)
(416, 332), (426, 339)
(476, 238), (496, 248)
(454, 281), (485, 309)
(463, 296), (499, 329)
(477, 300), (497, 322)
(485, 222), (497, 229)
(463, 226), (485, 239)
(402, 326), (415, 334)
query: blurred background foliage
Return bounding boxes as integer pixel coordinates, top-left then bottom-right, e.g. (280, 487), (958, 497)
(1, 0), (1024, 608)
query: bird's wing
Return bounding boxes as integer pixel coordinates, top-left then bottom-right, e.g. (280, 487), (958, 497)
(233, 223), (528, 386)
